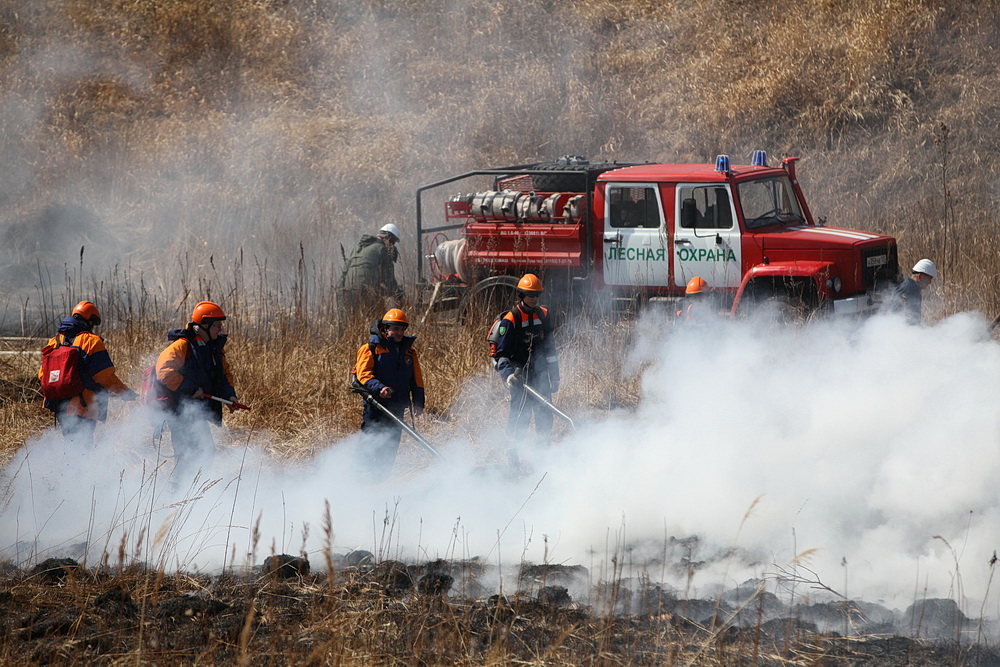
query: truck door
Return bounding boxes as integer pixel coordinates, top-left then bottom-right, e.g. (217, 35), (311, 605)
(672, 183), (742, 289)
(601, 184), (669, 287)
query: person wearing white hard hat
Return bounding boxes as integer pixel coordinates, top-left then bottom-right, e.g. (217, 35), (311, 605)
(378, 223), (400, 242)
(338, 223), (404, 313)
(888, 258), (937, 324)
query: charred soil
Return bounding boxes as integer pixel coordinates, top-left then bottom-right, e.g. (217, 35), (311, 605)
(1, 556), (997, 666)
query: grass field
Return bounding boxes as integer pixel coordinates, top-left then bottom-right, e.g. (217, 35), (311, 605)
(2, 0), (1000, 663)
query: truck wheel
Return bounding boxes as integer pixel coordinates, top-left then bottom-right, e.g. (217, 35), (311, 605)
(459, 276), (519, 324)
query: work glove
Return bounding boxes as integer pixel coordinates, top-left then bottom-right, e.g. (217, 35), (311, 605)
(506, 371), (522, 388)
(120, 388), (139, 402)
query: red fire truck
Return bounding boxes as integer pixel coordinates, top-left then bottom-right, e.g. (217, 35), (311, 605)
(415, 152), (899, 318)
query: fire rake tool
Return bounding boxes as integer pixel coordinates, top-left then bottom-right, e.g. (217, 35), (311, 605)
(522, 381), (576, 431)
(349, 386), (442, 459)
(204, 394), (252, 411)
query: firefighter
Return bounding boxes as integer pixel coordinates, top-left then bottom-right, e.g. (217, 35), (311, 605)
(493, 274), (560, 465)
(888, 259), (937, 325)
(351, 308), (425, 480)
(339, 223), (405, 314)
(677, 276), (710, 320)
(152, 301), (238, 483)
(38, 300), (137, 447)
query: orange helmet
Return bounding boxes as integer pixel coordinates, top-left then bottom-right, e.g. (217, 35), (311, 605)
(685, 276), (708, 295)
(381, 308), (409, 328)
(191, 301), (226, 325)
(71, 300), (101, 326)
(517, 273), (544, 294)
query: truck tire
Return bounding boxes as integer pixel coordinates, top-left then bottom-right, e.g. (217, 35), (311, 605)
(529, 162), (625, 193)
(459, 275), (520, 325)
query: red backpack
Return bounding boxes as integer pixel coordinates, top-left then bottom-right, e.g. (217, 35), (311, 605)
(40, 336), (85, 401)
(139, 364), (171, 405)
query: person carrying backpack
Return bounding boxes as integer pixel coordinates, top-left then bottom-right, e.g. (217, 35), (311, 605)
(338, 223), (405, 313)
(38, 300), (137, 447)
(351, 308), (425, 480)
(151, 301), (238, 483)
(492, 274), (560, 466)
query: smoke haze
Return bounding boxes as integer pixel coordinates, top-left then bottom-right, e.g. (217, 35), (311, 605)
(5, 2), (1000, 328)
(5, 309), (999, 614)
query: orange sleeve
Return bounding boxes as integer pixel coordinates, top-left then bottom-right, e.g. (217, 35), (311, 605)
(410, 348), (424, 389)
(77, 333), (128, 394)
(92, 367), (128, 394)
(155, 339), (189, 392)
(353, 344), (376, 385)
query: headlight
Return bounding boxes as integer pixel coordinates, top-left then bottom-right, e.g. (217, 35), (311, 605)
(826, 277), (842, 293)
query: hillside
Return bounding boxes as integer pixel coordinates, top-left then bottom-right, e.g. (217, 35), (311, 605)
(1, 0), (1000, 320)
(2, 4), (1000, 664)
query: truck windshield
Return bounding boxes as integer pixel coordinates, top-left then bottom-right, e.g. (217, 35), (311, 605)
(738, 176), (805, 229)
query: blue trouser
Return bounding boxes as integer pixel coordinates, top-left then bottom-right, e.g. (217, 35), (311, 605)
(163, 401), (217, 487)
(56, 413), (97, 449)
(361, 400), (407, 480)
(507, 373), (553, 449)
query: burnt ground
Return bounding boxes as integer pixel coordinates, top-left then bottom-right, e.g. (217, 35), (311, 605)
(2, 554), (999, 666)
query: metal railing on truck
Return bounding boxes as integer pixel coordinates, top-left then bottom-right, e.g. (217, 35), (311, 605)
(414, 163), (636, 283)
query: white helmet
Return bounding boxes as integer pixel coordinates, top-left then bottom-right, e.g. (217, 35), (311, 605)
(379, 223), (401, 242)
(912, 258), (937, 278)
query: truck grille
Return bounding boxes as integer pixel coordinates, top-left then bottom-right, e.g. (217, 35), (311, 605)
(861, 245), (898, 287)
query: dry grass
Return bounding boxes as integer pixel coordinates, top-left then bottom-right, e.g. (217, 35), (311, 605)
(0, 273), (636, 466)
(3, 561), (978, 666)
(2, 0), (1000, 662)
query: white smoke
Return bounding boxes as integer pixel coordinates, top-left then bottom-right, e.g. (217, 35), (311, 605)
(4, 309), (1000, 617)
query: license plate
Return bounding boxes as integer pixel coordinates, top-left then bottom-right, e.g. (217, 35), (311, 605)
(866, 254), (887, 267)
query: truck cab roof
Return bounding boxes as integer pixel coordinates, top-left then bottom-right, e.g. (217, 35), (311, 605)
(598, 162), (781, 183)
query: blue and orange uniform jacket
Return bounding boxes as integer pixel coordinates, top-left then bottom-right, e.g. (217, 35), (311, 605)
(493, 303), (559, 385)
(38, 317), (129, 420)
(352, 324), (425, 417)
(154, 328), (236, 424)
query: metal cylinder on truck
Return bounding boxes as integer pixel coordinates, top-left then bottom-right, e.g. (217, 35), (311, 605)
(433, 238), (470, 283)
(467, 189), (583, 223)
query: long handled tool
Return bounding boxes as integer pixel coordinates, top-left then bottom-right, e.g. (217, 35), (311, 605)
(350, 386), (442, 459)
(522, 381), (576, 431)
(204, 394), (252, 411)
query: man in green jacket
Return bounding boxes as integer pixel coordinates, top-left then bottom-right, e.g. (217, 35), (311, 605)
(340, 223), (404, 313)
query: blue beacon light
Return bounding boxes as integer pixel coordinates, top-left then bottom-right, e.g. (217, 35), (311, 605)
(751, 150), (768, 167)
(714, 155), (731, 173)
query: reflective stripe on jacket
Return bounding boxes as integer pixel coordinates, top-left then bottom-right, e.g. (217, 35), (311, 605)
(154, 329), (235, 422)
(353, 328), (425, 413)
(493, 303), (558, 383)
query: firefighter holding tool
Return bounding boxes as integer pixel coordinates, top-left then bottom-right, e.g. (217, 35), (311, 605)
(491, 274), (560, 466)
(352, 308), (425, 480)
(151, 301), (241, 483)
